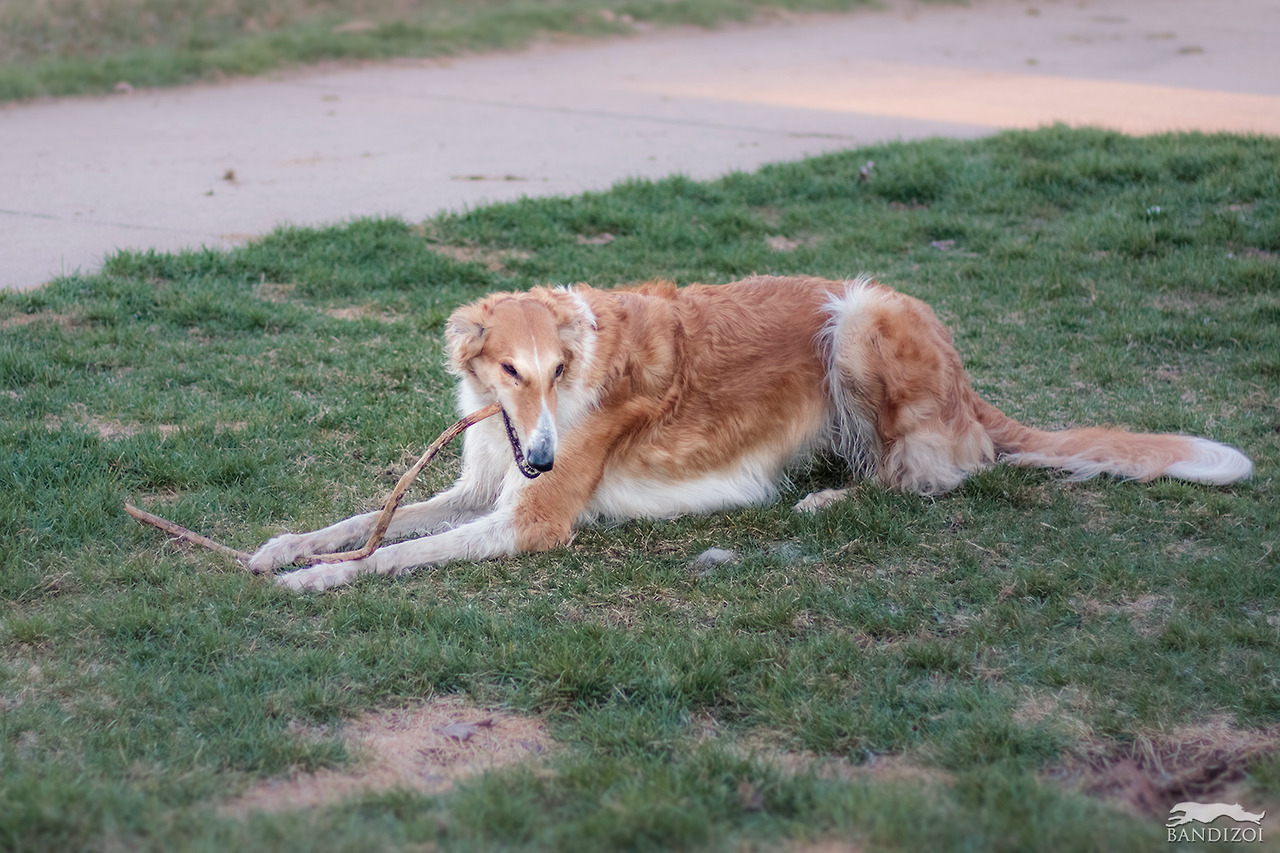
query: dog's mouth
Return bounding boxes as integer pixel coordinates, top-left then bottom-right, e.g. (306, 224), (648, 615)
(502, 409), (543, 480)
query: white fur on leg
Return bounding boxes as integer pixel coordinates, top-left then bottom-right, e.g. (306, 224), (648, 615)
(248, 522), (373, 574)
(275, 509), (520, 591)
(248, 484), (491, 574)
(275, 557), (370, 591)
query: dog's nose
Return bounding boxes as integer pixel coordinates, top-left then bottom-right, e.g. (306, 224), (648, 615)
(526, 445), (554, 472)
(525, 405), (557, 472)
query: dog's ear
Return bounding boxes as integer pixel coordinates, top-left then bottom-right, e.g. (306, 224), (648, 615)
(445, 303), (488, 375)
(542, 288), (596, 369)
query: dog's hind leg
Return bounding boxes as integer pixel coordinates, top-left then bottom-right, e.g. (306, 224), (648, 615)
(821, 280), (994, 496)
(248, 484), (489, 573)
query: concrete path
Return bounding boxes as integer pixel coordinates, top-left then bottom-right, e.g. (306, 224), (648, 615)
(3, 0), (1278, 291)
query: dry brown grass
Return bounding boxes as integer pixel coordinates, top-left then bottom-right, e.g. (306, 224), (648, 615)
(253, 280), (406, 322)
(428, 244), (533, 274)
(1013, 687), (1096, 742)
(44, 403), (180, 441)
(1, 309), (86, 330)
(1050, 715), (1280, 817)
(253, 281), (296, 303)
(320, 305), (403, 323)
(1073, 593), (1175, 638)
(721, 723), (954, 790)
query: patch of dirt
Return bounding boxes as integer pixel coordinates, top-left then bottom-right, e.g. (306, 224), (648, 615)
(729, 727), (952, 789)
(429, 244), (532, 272)
(1114, 594), (1175, 637)
(1013, 687), (1096, 741)
(715, 712), (1277, 823)
(1163, 538), (1220, 562)
(321, 305), (403, 323)
(765, 234), (820, 252)
(1075, 593), (1174, 638)
(1049, 715), (1280, 817)
(786, 749), (949, 789)
(254, 281), (296, 303)
(44, 403), (179, 440)
(250, 281), (403, 323)
(1, 310), (86, 330)
(220, 696), (555, 818)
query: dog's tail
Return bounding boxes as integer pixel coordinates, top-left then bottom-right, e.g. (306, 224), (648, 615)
(974, 398), (1252, 485)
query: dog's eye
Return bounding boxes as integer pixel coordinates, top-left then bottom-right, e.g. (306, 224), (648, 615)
(554, 363), (564, 379)
(502, 363), (519, 380)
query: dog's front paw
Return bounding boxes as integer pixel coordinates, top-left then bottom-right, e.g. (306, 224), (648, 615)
(247, 533), (310, 574)
(793, 488), (850, 514)
(275, 560), (364, 592)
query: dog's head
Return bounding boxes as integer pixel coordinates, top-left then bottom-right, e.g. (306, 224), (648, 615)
(445, 288), (593, 478)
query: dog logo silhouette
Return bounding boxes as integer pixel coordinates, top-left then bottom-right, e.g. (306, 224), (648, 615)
(1167, 802), (1266, 827)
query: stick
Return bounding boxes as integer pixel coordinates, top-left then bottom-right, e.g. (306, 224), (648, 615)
(124, 503), (253, 564)
(125, 402), (501, 568)
(297, 402), (501, 565)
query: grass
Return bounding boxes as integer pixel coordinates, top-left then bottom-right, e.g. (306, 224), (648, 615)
(1, 125), (1279, 851)
(0, 0), (921, 102)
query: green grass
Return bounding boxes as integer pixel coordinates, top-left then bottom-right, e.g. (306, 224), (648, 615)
(2, 126), (1279, 851)
(0, 0), (907, 102)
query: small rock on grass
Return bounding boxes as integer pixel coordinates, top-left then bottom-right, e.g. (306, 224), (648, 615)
(691, 548), (738, 570)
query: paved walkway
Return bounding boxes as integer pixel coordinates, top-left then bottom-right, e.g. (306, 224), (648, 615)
(3, 0), (1277, 291)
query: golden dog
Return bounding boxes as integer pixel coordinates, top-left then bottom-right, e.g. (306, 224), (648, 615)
(251, 275), (1251, 590)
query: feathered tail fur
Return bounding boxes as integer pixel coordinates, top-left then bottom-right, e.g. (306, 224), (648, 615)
(975, 399), (1252, 485)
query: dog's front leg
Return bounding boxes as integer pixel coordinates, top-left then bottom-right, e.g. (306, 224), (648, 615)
(273, 508), (519, 591)
(248, 483), (488, 573)
(272, 407), (642, 591)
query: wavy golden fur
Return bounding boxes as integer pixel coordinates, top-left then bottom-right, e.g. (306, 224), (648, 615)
(252, 275), (1251, 590)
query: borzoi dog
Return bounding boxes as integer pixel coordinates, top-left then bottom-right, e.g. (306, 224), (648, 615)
(250, 275), (1251, 590)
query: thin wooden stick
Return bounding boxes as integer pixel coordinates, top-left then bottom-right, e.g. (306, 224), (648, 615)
(297, 401), (501, 565)
(124, 503), (253, 564)
(125, 402), (501, 568)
